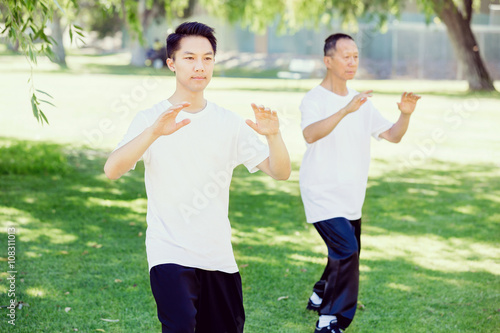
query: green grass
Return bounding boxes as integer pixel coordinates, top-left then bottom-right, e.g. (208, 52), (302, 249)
(0, 51), (499, 332)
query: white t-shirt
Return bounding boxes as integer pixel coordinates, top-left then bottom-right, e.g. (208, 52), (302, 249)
(299, 85), (393, 222)
(115, 100), (269, 273)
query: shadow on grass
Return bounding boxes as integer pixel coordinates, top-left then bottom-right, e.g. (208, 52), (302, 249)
(364, 158), (499, 244)
(0, 139), (155, 332)
(0, 139), (498, 332)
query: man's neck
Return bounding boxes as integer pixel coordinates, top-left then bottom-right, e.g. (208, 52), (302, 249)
(320, 74), (349, 96)
(168, 90), (206, 113)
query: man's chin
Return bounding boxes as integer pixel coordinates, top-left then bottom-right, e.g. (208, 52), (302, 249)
(184, 80), (211, 92)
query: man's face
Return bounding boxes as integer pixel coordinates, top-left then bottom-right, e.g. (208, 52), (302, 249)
(325, 38), (359, 81)
(167, 36), (215, 93)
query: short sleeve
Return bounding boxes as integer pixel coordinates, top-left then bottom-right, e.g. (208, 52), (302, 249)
(300, 97), (323, 131)
(369, 102), (393, 141)
(114, 111), (151, 169)
(235, 121), (269, 173)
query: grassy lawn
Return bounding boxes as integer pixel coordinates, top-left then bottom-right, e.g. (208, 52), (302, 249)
(0, 52), (499, 332)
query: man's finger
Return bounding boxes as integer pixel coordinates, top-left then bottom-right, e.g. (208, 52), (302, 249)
(250, 103), (260, 113)
(169, 102), (191, 113)
(176, 118), (191, 130)
(245, 119), (259, 132)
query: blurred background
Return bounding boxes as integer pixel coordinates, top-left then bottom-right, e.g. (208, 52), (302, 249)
(2, 0), (500, 80)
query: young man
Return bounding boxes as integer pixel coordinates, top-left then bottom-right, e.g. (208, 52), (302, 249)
(104, 22), (290, 333)
(299, 33), (421, 333)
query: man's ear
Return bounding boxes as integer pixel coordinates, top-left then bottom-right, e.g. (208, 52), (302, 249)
(166, 58), (175, 72)
(323, 56), (332, 69)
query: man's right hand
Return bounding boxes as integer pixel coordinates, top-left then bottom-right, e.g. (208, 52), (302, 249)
(151, 102), (192, 137)
(342, 90), (373, 115)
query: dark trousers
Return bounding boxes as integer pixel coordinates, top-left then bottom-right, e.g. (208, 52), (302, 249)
(150, 263), (245, 333)
(312, 217), (361, 330)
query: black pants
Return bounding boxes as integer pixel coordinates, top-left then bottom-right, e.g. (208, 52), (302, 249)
(312, 217), (361, 330)
(150, 263), (245, 333)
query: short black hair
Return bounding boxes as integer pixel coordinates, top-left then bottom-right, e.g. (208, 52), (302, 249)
(166, 22), (217, 59)
(324, 33), (354, 56)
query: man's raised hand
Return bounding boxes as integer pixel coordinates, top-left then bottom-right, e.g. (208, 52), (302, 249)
(151, 102), (191, 137)
(343, 90), (373, 115)
(397, 92), (421, 115)
(246, 103), (280, 137)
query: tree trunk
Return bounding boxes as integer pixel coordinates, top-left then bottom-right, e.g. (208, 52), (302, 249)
(432, 0), (496, 91)
(130, 38), (147, 66)
(129, 0), (163, 66)
(51, 10), (67, 67)
(127, 0), (196, 66)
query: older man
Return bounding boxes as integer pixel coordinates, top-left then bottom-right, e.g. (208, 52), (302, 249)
(299, 33), (421, 333)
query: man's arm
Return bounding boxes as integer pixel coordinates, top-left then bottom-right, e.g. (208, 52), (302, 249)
(104, 102), (191, 180)
(246, 104), (291, 181)
(379, 92), (421, 143)
(303, 90), (373, 144)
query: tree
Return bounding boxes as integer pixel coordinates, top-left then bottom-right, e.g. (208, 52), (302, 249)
(126, 0), (166, 66)
(421, 0), (496, 91)
(195, 0), (497, 92)
(51, 9), (67, 67)
(120, 0), (196, 66)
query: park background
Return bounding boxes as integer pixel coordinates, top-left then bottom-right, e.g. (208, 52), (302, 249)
(1, 0), (499, 332)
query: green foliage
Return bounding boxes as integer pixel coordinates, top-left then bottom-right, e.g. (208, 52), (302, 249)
(0, 140), (72, 175)
(83, 1), (123, 39)
(0, 0), (84, 125)
(196, 0), (409, 33)
(117, 0), (195, 44)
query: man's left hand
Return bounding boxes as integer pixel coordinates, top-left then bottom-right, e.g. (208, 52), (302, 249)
(246, 103), (280, 136)
(397, 92), (421, 115)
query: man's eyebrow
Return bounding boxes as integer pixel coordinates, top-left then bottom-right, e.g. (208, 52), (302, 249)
(182, 51), (214, 55)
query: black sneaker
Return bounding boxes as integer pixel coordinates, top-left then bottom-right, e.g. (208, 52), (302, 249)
(306, 298), (321, 312)
(314, 320), (343, 333)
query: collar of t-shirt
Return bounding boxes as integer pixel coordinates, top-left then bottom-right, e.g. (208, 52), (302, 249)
(317, 85), (356, 99)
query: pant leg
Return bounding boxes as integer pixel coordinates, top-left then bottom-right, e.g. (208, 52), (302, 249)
(311, 218), (361, 298)
(314, 217), (360, 330)
(149, 264), (199, 333)
(195, 270), (245, 333)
